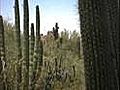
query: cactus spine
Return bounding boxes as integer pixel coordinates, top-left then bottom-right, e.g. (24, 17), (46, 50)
(22, 0), (29, 89)
(0, 15), (7, 90)
(29, 23), (35, 90)
(14, 0), (22, 89)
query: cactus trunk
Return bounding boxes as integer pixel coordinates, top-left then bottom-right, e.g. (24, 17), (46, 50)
(29, 23), (35, 90)
(0, 15), (7, 90)
(78, 0), (119, 89)
(14, 0), (22, 89)
(53, 23), (59, 40)
(33, 6), (40, 89)
(22, 0), (29, 89)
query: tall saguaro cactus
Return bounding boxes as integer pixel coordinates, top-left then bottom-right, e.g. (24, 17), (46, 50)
(78, 0), (119, 90)
(32, 6), (40, 89)
(0, 15), (6, 90)
(0, 16), (3, 87)
(39, 40), (43, 67)
(104, 0), (119, 89)
(14, 0), (22, 89)
(22, 0), (29, 89)
(29, 23), (35, 90)
(36, 5), (43, 67)
(36, 6), (43, 89)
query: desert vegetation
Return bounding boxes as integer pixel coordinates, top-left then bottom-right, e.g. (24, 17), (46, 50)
(0, 0), (119, 90)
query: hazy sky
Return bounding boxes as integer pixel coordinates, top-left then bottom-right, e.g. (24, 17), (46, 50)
(1, 0), (80, 34)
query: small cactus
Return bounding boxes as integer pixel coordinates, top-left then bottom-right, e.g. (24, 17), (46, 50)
(53, 23), (59, 40)
(76, 36), (81, 58)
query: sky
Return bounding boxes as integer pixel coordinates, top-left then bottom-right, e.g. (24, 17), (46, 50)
(1, 0), (80, 35)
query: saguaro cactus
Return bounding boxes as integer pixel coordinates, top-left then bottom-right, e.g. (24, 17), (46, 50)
(29, 23), (35, 90)
(0, 16), (3, 86)
(22, 0), (29, 89)
(36, 5), (43, 67)
(14, 0), (22, 89)
(0, 52), (2, 75)
(39, 40), (43, 66)
(53, 23), (59, 40)
(0, 15), (6, 90)
(32, 5), (43, 89)
(78, 0), (119, 90)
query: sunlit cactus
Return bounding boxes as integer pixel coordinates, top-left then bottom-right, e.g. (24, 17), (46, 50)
(36, 5), (43, 67)
(39, 40), (43, 66)
(29, 23), (35, 90)
(32, 5), (43, 89)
